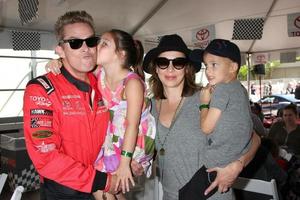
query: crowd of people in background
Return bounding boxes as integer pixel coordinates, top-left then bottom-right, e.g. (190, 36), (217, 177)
(248, 79), (300, 100)
(249, 100), (300, 200)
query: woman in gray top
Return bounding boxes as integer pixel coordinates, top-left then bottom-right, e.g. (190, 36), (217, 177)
(142, 34), (261, 200)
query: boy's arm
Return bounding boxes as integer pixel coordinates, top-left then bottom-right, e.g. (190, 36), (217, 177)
(200, 85), (224, 134)
(200, 107), (222, 134)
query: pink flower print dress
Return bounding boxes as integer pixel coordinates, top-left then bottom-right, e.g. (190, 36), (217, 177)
(94, 68), (156, 177)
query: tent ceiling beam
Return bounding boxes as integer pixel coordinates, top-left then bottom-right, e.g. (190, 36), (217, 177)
(131, 0), (169, 36)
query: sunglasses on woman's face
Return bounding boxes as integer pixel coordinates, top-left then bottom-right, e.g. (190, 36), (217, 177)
(154, 57), (188, 70)
(59, 36), (99, 50)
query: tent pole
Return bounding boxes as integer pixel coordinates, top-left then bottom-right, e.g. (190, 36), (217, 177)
(247, 0), (278, 53)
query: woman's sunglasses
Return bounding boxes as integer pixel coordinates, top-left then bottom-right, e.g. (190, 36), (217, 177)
(59, 36), (99, 50)
(154, 57), (188, 70)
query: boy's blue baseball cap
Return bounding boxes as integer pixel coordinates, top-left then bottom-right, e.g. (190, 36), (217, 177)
(190, 39), (241, 67)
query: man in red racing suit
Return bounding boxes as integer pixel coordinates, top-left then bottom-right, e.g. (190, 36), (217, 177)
(23, 11), (116, 199)
(23, 67), (110, 196)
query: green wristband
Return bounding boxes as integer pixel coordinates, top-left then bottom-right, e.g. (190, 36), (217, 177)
(199, 104), (209, 111)
(121, 150), (133, 158)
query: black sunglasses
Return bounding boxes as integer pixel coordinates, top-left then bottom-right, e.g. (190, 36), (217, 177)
(154, 57), (188, 70)
(59, 36), (99, 50)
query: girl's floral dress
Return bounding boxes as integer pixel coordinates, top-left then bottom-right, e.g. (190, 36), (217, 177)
(94, 68), (156, 177)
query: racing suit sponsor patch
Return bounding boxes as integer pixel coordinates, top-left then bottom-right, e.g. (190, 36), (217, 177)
(35, 141), (56, 153)
(31, 117), (53, 128)
(30, 96), (52, 107)
(62, 100), (72, 110)
(74, 101), (84, 110)
(30, 109), (53, 116)
(32, 130), (53, 139)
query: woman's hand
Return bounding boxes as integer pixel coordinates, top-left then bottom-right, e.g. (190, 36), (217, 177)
(114, 162), (135, 193)
(45, 59), (62, 75)
(204, 160), (243, 195)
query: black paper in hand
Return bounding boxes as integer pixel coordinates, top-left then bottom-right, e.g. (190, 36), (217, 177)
(179, 165), (217, 200)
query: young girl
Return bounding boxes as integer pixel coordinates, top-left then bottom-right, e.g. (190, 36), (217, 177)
(94, 29), (155, 200)
(46, 29), (156, 200)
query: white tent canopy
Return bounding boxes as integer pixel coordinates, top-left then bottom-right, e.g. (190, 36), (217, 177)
(135, 0), (300, 54)
(0, 0), (299, 57)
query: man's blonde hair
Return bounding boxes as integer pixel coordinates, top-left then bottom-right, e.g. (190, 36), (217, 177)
(54, 10), (95, 41)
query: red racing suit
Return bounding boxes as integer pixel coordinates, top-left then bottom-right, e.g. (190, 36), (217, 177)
(23, 67), (109, 193)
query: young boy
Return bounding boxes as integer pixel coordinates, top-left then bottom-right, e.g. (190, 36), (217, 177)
(193, 39), (253, 199)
